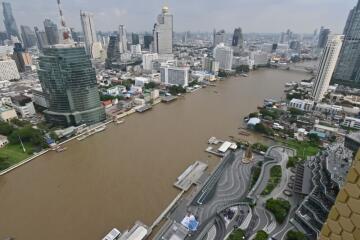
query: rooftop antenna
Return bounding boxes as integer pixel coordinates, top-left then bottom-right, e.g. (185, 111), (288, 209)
(56, 0), (72, 42)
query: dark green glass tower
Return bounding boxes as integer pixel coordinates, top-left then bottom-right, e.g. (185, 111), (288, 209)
(38, 45), (105, 126)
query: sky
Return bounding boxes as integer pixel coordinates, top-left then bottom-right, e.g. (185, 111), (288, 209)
(1, 0), (358, 34)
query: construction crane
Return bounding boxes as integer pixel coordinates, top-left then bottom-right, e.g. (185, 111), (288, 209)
(56, 0), (72, 42)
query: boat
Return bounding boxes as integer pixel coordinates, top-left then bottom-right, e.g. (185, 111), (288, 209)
(116, 119), (125, 124)
(56, 147), (67, 153)
(240, 73), (249, 77)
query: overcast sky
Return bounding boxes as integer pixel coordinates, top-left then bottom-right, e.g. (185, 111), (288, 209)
(1, 0), (358, 34)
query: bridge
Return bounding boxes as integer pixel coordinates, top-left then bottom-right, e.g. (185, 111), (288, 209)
(270, 63), (316, 74)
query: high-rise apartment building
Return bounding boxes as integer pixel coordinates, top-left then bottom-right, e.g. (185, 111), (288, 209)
(142, 53), (159, 71)
(118, 25), (128, 54)
(0, 58), (20, 81)
(132, 33), (140, 45)
(80, 11), (100, 58)
(38, 46), (105, 126)
(318, 27), (331, 49)
(312, 35), (343, 102)
(333, 0), (360, 87)
(213, 43), (233, 71)
(160, 66), (189, 87)
(20, 25), (37, 49)
(44, 19), (59, 46)
(2, 2), (21, 41)
(34, 27), (48, 50)
(319, 150), (360, 240)
(153, 6), (173, 55)
(12, 43), (32, 72)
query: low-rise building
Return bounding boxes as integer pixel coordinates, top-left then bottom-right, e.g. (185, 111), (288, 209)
(11, 95), (36, 118)
(342, 116), (360, 130)
(106, 85), (126, 96)
(314, 103), (343, 115)
(0, 135), (9, 148)
(31, 87), (49, 108)
(135, 77), (150, 87)
(288, 99), (315, 112)
(0, 106), (17, 122)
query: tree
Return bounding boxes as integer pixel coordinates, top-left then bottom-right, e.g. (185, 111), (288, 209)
(286, 230), (307, 240)
(249, 112), (259, 118)
(288, 108), (304, 116)
(254, 123), (274, 136)
(254, 230), (268, 240)
(168, 85), (186, 95)
(228, 229), (245, 240)
(8, 127), (45, 146)
(144, 82), (157, 89)
(266, 198), (291, 223)
(11, 118), (31, 127)
(0, 156), (10, 171)
(0, 121), (14, 136)
(308, 133), (320, 146)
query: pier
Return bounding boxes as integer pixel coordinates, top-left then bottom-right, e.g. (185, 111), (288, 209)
(161, 96), (178, 103)
(174, 161), (208, 191)
(136, 105), (153, 113)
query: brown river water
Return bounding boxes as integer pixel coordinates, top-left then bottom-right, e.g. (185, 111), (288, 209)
(0, 68), (310, 240)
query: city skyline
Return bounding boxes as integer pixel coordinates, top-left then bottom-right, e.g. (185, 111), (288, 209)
(0, 0), (357, 33)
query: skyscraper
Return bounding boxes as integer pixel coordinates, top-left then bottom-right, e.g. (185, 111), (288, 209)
(38, 46), (105, 126)
(132, 33), (140, 45)
(317, 27), (331, 49)
(44, 19), (59, 45)
(80, 11), (98, 57)
(105, 35), (121, 69)
(153, 6), (173, 55)
(213, 43), (233, 71)
(12, 43), (32, 72)
(213, 30), (226, 47)
(118, 25), (128, 53)
(2, 2), (21, 41)
(20, 25), (37, 49)
(312, 35), (343, 102)
(34, 27), (49, 50)
(143, 35), (154, 50)
(232, 27), (244, 55)
(333, 0), (360, 87)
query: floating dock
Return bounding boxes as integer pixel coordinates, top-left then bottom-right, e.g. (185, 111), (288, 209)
(136, 105), (153, 113)
(174, 161), (208, 191)
(161, 96), (178, 103)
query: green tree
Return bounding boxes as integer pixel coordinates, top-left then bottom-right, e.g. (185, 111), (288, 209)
(254, 230), (268, 240)
(266, 198), (291, 223)
(228, 229), (245, 240)
(288, 108), (304, 116)
(0, 121), (14, 136)
(286, 230), (307, 240)
(254, 123), (274, 136)
(0, 156), (10, 171)
(249, 112), (259, 118)
(11, 118), (31, 127)
(308, 133), (320, 146)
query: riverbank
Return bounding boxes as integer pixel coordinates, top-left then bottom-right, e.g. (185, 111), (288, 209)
(0, 68), (311, 240)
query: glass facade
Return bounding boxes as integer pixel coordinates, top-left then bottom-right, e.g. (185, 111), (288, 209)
(38, 46), (105, 126)
(333, 1), (360, 87)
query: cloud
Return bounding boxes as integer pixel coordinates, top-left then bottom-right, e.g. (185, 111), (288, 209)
(113, 8), (127, 18)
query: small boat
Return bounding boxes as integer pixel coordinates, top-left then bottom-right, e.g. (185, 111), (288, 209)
(240, 73), (249, 77)
(77, 134), (89, 141)
(116, 119), (125, 124)
(94, 125), (106, 133)
(56, 147), (67, 152)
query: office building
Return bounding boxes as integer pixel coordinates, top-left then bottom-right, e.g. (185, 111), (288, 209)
(318, 27), (331, 49)
(44, 19), (59, 45)
(0, 59), (20, 81)
(118, 25), (128, 53)
(34, 27), (48, 50)
(153, 6), (173, 55)
(213, 29), (226, 47)
(12, 43), (32, 72)
(2, 2), (21, 40)
(142, 53), (159, 71)
(105, 35), (121, 68)
(319, 150), (360, 240)
(213, 43), (233, 71)
(132, 33), (140, 45)
(160, 66), (189, 87)
(38, 46), (105, 126)
(333, 1), (360, 87)
(202, 56), (219, 74)
(80, 11), (101, 58)
(232, 27), (244, 55)
(144, 35), (153, 49)
(312, 35), (343, 102)
(20, 25), (37, 49)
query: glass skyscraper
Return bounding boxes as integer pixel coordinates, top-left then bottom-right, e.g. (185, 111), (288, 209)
(333, 0), (360, 87)
(2, 2), (21, 41)
(38, 46), (105, 126)
(44, 19), (60, 46)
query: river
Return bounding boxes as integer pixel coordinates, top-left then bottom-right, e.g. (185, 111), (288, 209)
(0, 68), (310, 240)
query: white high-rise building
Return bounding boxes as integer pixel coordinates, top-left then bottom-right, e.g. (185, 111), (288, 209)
(213, 43), (233, 71)
(119, 25), (128, 54)
(312, 35), (343, 102)
(80, 11), (102, 59)
(0, 59), (20, 81)
(142, 53), (159, 71)
(160, 66), (189, 87)
(153, 6), (173, 55)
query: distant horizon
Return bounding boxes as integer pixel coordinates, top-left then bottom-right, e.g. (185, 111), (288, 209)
(1, 0), (358, 34)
